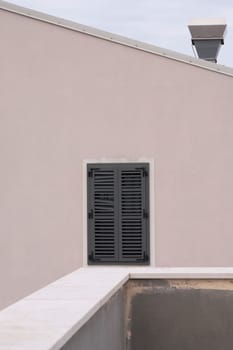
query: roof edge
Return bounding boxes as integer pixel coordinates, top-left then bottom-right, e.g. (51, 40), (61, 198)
(1, 0), (233, 77)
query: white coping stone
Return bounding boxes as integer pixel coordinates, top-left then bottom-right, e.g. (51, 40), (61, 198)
(1, 267), (233, 349)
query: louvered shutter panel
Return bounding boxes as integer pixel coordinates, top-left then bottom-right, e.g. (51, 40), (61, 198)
(119, 164), (149, 263)
(87, 165), (118, 263)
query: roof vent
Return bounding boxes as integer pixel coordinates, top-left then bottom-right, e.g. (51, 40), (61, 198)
(188, 19), (227, 63)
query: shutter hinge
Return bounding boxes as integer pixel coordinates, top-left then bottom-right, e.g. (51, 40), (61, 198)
(136, 167), (148, 177)
(88, 167), (100, 177)
(136, 252), (149, 262)
(88, 169), (93, 177)
(89, 251), (100, 262)
(88, 209), (94, 219)
(143, 209), (149, 219)
(143, 252), (149, 262)
(89, 251), (94, 261)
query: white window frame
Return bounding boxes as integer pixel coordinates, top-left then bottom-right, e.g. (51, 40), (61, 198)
(82, 158), (155, 266)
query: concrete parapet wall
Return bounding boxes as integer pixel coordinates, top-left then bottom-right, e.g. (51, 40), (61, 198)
(61, 288), (125, 350)
(59, 277), (233, 350)
(2, 268), (233, 349)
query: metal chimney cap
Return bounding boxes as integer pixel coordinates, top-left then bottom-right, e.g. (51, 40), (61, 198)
(188, 18), (227, 40)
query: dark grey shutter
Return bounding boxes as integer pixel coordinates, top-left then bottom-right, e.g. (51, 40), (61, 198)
(87, 163), (149, 264)
(119, 164), (149, 263)
(87, 165), (118, 263)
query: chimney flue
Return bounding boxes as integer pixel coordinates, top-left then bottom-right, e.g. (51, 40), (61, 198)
(188, 19), (227, 63)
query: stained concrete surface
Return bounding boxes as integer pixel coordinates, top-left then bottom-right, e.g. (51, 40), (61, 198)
(61, 287), (125, 350)
(127, 280), (233, 350)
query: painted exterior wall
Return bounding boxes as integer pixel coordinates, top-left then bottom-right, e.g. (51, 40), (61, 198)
(0, 8), (233, 309)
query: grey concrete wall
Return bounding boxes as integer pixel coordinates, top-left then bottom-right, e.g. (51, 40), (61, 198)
(61, 288), (125, 350)
(126, 280), (233, 350)
(1, 5), (233, 309)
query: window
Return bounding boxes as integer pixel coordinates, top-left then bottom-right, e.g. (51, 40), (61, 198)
(87, 163), (150, 264)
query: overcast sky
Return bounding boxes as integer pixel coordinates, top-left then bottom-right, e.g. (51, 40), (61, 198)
(7, 0), (233, 67)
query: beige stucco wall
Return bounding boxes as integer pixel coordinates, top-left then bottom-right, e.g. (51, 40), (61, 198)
(1, 9), (233, 309)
